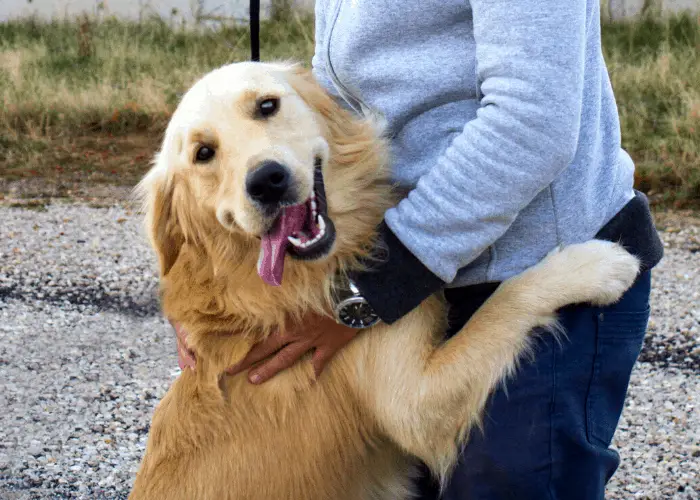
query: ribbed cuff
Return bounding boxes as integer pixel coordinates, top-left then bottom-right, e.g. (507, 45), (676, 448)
(595, 190), (664, 273)
(348, 221), (445, 324)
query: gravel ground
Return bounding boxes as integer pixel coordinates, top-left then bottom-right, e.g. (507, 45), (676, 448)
(0, 203), (698, 499)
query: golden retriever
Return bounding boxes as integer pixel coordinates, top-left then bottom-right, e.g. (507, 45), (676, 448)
(130, 62), (640, 500)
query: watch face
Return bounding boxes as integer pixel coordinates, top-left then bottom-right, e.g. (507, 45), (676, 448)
(338, 300), (380, 328)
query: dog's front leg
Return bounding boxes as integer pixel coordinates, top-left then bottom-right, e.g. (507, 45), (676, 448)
(358, 240), (640, 483)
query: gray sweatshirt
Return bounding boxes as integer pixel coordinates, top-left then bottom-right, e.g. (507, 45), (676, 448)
(312, 0), (637, 289)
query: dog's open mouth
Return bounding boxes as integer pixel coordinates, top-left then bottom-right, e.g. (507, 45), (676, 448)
(257, 159), (336, 286)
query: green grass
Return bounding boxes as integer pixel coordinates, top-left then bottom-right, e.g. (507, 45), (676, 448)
(0, 14), (314, 135)
(0, 11), (698, 205)
(602, 13), (700, 205)
(0, 13), (314, 185)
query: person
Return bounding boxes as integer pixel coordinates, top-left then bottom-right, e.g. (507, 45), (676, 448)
(173, 1), (664, 498)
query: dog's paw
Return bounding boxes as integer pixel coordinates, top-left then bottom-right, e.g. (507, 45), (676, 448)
(543, 240), (641, 307)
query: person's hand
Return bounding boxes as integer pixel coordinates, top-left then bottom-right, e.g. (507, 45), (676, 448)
(170, 319), (196, 371)
(227, 312), (360, 384)
(170, 313), (361, 383)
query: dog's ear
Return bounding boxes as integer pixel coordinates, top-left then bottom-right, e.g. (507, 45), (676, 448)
(136, 162), (184, 277)
(285, 65), (387, 155)
(285, 66), (347, 124)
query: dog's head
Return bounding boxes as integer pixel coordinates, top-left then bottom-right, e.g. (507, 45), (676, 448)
(137, 62), (392, 308)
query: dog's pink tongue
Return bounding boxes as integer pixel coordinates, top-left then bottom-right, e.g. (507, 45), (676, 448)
(257, 204), (307, 286)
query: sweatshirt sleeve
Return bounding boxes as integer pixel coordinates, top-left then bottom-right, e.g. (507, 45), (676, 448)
(311, 1), (345, 105)
(352, 1), (589, 323)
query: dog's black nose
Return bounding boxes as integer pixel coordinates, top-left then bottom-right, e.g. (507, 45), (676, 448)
(246, 161), (291, 205)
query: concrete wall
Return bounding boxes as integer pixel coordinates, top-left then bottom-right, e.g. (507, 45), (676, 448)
(608, 0), (700, 19)
(0, 0), (696, 24)
(291, 0), (314, 11)
(0, 0), (276, 23)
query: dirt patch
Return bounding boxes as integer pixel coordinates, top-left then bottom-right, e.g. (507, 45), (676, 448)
(1, 132), (158, 184)
(0, 178), (135, 206)
(653, 209), (700, 230)
(0, 132), (159, 206)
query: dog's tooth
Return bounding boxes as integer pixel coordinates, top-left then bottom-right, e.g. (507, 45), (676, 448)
(257, 248), (264, 273)
(287, 236), (303, 247)
(311, 200), (317, 212)
(317, 215), (325, 231)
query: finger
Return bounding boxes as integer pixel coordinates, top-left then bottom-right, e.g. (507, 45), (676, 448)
(177, 343), (187, 371)
(248, 341), (311, 384)
(226, 330), (287, 375)
(172, 321), (196, 370)
(311, 346), (336, 379)
(171, 321), (188, 346)
(176, 336), (196, 370)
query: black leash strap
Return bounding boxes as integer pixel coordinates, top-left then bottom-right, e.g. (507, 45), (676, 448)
(250, 0), (260, 61)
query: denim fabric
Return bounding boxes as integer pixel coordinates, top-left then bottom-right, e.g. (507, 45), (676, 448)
(416, 271), (652, 499)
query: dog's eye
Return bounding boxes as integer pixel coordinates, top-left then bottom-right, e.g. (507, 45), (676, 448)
(257, 98), (279, 118)
(195, 146), (215, 163)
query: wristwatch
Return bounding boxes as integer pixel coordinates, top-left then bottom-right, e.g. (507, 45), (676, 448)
(333, 277), (381, 329)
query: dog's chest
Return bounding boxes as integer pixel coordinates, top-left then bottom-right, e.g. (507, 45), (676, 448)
(212, 374), (410, 499)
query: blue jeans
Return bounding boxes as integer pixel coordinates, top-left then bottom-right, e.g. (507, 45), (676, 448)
(416, 271), (652, 500)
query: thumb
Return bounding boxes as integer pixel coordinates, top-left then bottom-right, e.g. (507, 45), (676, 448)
(226, 328), (285, 375)
(311, 346), (336, 379)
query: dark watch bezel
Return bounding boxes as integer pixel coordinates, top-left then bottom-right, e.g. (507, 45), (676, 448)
(333, 280), (381, 329)
(334, 296), (381, 329)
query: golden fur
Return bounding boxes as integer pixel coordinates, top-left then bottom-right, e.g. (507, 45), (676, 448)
(130, 62), (640, 500)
